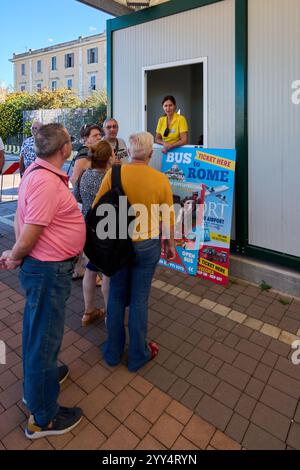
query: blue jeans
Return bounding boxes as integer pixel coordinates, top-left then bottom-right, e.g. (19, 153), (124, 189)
(19, 256), (75, 427)
(102, 238), (161, 372)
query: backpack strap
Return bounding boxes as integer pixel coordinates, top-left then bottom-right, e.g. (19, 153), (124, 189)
(111, 164), (123, 193)
(26, 165), (66, 184)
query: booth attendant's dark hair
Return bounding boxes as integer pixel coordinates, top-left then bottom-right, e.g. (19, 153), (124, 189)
(162, 95), (176, 106)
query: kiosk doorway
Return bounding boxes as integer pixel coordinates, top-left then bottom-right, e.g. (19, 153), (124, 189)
(143, 57), (207, 147)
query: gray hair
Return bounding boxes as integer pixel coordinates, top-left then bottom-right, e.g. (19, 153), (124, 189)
(35, 123), (69, 158)
(128, 131), (153, 161)
(102, 118), (118, 128)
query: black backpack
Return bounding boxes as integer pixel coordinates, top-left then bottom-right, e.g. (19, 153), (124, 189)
(84, 165), (134, 277)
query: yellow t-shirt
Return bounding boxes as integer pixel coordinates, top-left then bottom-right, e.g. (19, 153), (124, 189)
(93, 164), (174, 241)
(156, 112), (188, 144)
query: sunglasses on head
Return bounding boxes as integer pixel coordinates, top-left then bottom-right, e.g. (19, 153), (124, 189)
(163, 128), (170, 138)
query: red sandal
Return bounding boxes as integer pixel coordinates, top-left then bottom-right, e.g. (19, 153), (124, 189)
(148, 341), (159, 360)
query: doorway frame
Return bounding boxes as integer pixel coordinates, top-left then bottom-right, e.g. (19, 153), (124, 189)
(142, 56), (208, 147)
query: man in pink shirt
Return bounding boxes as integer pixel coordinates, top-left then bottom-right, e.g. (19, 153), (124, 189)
(0, 124), (86, 439)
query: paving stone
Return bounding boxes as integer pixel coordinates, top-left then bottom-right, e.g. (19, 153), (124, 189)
(210, 342), (238, 364)
(204, 357), (224, 375)
(77, 363), (110, 393)
(243, 424), (285, 450)
(182, 414), (215, 449)
(278, 317), (299, 335)
(236, 339), (265, 361)
(103, 368), (133, 394)
(186, 348), (210, 368)
(176, 342), (194, 358)
(187, 367), (220, 394)
(172, 436), (198, 450)
(287, 422), (300, 449)
(145, 364), (177, 392)
(225, 413), (249, 443)
(168, 378), (190, 401)
(0, 370), (18, 390)
(268, 370), (300, 399)
(193, 318), (218, 337)
(216, 317), (237, 332)
(167, 321), (193, 340)
(93, 409), (120, 437)
(275, 356), (300, 382)
(59, 383), (87, 407)
(64, 423), (106, 450)
(136, 388), (171, 424)
(196, 394), (233, 432)
(260, 385), (297, 419)
(174, 359), (194, 379)
(166, 400), (193, 425)
(269, 339), (291, 357)
(233, 353), (258, 375)
(1, 425), (31, 450)
(217, 363), (250, 391)
(244, 377), (265, 400)
(156, 331), (183, 352)
(197, 336), (215, 352)
(227, 310), (247, 324)
(100, 424), (140, 450)
(202, 310), (222, 324)
(78, 384), (114, 420)
(223, 333), (240, 349)
(150, 413), (184, 448)
(0, 405), (26, 440)
(252, 402), (291, 441)
(124, 411), (151, 439)
(210, 430), (241, 450)
(181, 386), (203, 410)
(213, 381), (241, 409)
(106, 386), (143, 422)
(253, 363), (272, 382)
(0, 380), (22, 409)
(136, 434), (167, 450)
(243, 317), (264, 331)
(261, 350), (278, 368)
(212, 328), (229, 342)
(186, 331), (203, 346)
(212, 304), (231, 317)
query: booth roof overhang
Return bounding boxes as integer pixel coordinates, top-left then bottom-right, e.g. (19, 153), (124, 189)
(76, 0), (169, 16)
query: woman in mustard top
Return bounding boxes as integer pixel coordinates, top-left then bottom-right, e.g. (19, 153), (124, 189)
(155, 95), (188, 154)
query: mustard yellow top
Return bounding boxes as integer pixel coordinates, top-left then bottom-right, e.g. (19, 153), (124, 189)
(156, 112), (188, 144)
(93, 164), (174, 241)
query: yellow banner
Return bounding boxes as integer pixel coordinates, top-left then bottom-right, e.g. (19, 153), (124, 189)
(195, 151), (235, 171)
(210, 233), (231, 244)
(199, 258), (229, 277)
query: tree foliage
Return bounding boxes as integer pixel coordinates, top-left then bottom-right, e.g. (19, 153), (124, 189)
(0, 88), (106, 143)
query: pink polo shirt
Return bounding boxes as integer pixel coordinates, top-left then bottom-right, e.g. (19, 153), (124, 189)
(18, 158), (86, 262)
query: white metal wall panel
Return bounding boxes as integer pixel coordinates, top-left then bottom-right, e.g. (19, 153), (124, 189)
(248, 0), (300, 256)
(112, 0), (235, 148)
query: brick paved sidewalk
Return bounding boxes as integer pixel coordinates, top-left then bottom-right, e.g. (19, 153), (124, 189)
(0, 202), (299, 450)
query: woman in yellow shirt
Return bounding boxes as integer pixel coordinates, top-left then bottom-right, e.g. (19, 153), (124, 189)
(155, 95), (189, 154)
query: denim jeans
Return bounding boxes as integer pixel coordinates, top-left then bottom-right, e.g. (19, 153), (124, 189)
(102, 238), (161, 372)
(19, 256), (75, 427)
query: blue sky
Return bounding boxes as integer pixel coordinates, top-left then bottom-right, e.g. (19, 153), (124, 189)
(0, 0), (113, 88)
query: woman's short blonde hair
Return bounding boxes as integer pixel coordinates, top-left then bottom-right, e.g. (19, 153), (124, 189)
(128, 131), (153, 161)
(89, 140), (112, 169)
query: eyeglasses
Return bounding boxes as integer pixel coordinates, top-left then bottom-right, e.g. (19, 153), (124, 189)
(163, 128), (170, 138)
(105, 125), (118, 130)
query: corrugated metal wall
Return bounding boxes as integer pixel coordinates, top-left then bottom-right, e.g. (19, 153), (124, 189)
(112, 0), (235, 148)
(248, 0), (300, 257)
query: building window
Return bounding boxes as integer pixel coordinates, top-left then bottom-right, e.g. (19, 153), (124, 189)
(21, 85), (26, 92)
(51, 81), (57, 91)
(90, 75), (96, 91)
(37, 60), (42, 73)
(21, 64), (25, 76)
(65, 53), (74, 68)
(67, 79), (73, 90)
(36, 83), (42, 92)
(51, 57), (57, 71)
(87, 48), (98, 64)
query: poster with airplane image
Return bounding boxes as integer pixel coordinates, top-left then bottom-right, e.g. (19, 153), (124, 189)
(160, 146), (236, 285)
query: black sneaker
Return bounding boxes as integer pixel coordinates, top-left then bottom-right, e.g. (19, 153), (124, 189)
(25, 406), (83, 439)
(22, 365), (69, 406)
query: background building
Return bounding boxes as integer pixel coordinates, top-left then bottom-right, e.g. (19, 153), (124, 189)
(11, 33), (106, 99)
